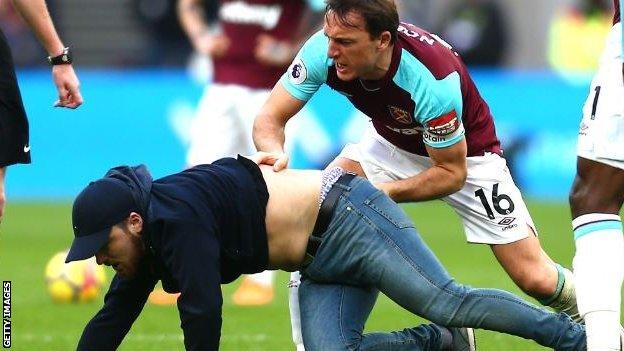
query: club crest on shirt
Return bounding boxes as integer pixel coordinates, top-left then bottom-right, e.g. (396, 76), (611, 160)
(427, 110), (460, 136)
(288, 58), (307, 85)
(388, 106), (412, 124)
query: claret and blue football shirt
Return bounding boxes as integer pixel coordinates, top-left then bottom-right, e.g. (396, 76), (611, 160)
(280, 23), (502, 157)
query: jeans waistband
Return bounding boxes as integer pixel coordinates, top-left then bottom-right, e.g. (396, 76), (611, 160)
(303, 173), (356, 265)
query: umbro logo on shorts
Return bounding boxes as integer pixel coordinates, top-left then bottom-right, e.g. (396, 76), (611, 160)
(498, 217), (515, 226)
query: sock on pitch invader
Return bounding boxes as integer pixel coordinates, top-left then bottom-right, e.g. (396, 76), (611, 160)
(288, 271), (305, 351)
(573, 213), (624, 351)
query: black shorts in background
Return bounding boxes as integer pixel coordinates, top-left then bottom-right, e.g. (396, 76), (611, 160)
(0, 28), (30, 168)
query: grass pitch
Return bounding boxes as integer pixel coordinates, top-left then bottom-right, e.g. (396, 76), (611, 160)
(0, 201), (621, 350)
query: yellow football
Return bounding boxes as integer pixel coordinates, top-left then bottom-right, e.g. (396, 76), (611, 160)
(44, 251), (106, 303)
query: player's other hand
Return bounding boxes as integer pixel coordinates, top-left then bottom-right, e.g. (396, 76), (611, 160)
(248, 151), (289, 172)
(254, 34), (295, 67)
(193, 32), (230, 58)
(52, 65), (83, 109)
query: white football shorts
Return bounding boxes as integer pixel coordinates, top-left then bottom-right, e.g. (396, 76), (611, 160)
(577, 23), (624, 170)
(186, 84), (271, 166)
(338, 125), (537, 244)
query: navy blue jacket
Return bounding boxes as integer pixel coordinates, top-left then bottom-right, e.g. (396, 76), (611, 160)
(76, 156), (270, 350)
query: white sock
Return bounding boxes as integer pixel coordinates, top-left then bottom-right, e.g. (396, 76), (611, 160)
(288, 271), (305, 350)
(572, 213), (624, 351)
(585, 311), (622, 351)
(247, 270), (275, 287)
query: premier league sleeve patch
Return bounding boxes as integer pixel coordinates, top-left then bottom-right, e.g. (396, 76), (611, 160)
(423, 110), (465, 147)
(288, 58), (307, 85)
(278, 31), (328, 101)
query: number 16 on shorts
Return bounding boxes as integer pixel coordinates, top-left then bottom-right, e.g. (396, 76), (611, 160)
(475, 183), (515, 220)
(455, 171), (535, 242)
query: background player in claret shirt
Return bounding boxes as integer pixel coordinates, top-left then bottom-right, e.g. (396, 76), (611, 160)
(0, 0), (83, 223)
(569, 1), (624, 350)
(147, 0), (325, 307)
(253, 0), (584, 345)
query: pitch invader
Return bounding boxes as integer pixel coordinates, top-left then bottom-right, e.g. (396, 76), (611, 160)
(253, 1), (582, 347)
(570, 1), (624, 350)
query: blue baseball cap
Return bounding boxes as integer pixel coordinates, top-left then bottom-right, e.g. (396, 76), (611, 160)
(65, 178), (138, 263)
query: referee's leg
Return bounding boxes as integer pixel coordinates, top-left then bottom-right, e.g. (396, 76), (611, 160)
(0, 29), (32, 220)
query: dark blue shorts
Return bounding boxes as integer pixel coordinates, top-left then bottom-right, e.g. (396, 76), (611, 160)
(0, 29), (30, 168)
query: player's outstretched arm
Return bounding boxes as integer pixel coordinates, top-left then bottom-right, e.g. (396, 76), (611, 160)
(11, 0), (83, 109)
(253, 83), (306, 171)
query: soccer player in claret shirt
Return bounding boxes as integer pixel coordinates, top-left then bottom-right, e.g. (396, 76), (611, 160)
(253, 0), (584, 340)
(569, 1), (624, 350)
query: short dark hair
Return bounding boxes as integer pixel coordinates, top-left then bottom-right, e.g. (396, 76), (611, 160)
(325, 0), (399, 43)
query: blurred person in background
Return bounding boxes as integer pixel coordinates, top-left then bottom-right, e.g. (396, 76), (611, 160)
(132, 0), (192, 66)
(549, 0), (614, 73)
(395, 0), (436, 29)
(568, 1), (624, 350)
(254, 2), (586, 348)
(146, 0), (325, 310)
(0, 0), (83, 223)
(438, 0), (508, 66)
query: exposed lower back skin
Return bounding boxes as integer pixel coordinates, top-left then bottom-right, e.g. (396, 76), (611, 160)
(261, 165), (322, 271)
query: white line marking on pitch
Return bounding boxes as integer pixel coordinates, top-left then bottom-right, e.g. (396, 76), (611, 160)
(16, 333), (267, 342)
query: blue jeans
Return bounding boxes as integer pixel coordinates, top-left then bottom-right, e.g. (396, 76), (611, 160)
(299, 178), (585, 351)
